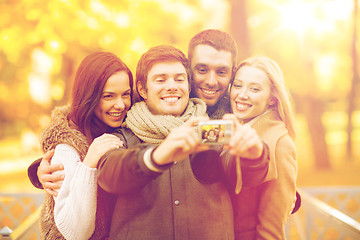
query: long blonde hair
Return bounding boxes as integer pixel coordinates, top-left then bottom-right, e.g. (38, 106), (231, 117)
(233, 56), (296, 140)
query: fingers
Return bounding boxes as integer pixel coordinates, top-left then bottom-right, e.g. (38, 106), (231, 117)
(226, 121), (263, 158)
(230, 131), (259, 155)
(84, 134), (123, 168)
(230, 123), (254, 147)
(39, 174), (65, 189)
(180, 130), (199, 152)
(158, 124), (200, 162)
(43, 180), (63, 191)
(222, 114), (239, 129)
(184, 116), (209, 127)
(93, 134), (123, 149)
(38, 161), (63, 175)
(194, 144), (210, 152)
(43, 149), (55, 163)
(40, 171), (65, 183)
(45, 187), (59, 197)
(47, 164), (64, 172)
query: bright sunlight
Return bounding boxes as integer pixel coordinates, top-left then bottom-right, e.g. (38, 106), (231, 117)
(276, 0), (353, 38)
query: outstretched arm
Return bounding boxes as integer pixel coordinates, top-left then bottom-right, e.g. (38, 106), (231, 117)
(191, 115), (269, 193)
(152, 117), (208, 166)
(98, 118), (208, 194)
(222, 114), (263, 159)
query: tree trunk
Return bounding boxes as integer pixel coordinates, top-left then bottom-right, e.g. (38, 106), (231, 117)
(229, 0), (250, 62)
(347, 0), (359, 159)
(303, 96), (331, 169)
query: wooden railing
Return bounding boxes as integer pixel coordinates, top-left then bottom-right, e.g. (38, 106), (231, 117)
(286, 187), (360, 240)
(1, 187), (360, 240)
(0, 193), (43, 240)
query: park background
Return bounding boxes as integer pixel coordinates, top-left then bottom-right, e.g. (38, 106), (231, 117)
(0, 0), (359, 196)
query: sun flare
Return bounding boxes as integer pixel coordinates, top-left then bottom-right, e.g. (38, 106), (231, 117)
(277, 0), (316, 37)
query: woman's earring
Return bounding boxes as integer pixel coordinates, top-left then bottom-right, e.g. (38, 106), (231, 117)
(269, 98), (277, 106)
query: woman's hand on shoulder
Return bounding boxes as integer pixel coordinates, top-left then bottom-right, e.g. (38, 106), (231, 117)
(222, 114), (264, 159)
(83, 134), (123, 168)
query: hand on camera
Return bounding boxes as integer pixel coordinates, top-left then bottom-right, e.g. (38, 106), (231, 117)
(222, 114), (263, 159)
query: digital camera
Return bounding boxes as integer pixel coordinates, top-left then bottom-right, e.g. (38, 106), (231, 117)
(198, 120), (233, 145)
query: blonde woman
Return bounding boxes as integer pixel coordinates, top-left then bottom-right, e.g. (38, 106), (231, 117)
(230, 56), (298, 239)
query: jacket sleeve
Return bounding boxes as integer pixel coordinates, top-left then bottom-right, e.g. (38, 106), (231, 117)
(190, 143), (270, 190)
(256, 135), (297, 239)
(97, 145), (163, 195)
(51, 144), (97, 240)
(27, 158), (43, 189)
(222, 142), (270, 192)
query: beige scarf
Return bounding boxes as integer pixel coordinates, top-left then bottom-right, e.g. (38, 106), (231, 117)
(124, 98), (208, 143)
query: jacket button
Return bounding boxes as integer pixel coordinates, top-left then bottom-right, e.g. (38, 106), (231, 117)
(174, 200), (180, 206)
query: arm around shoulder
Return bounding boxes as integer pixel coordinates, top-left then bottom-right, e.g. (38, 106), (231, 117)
(27, 158), (43, 189)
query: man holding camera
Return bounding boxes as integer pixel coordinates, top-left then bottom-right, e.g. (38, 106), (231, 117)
(27, 29), (271, 239)
(96, 44), (269, 239)
(30, 29), (238, 195)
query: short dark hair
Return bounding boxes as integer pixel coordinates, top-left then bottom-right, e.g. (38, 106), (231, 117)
(188, 29), (238, 68)
(69, 52), (133, 141)
(136, 45), (190, 100)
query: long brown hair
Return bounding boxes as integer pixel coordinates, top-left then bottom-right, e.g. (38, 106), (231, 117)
(68, 52), (133, 142)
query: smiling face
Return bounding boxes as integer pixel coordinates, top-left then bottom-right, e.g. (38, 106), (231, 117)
(230, 66), (275, 123)
(190, 44), (233, 107)
(138, 61), (190, 117)
(95, 71), (132, 128)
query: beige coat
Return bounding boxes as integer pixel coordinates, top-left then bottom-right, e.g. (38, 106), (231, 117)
(233, 109), (297, 240)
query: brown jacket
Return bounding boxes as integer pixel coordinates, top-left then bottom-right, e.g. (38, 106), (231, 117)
(97, 128), (270, 240)
(232, 109), (297, 240)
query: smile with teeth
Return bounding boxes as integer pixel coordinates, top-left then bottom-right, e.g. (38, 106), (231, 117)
(108, 112), (123, 117)
(201, 88), (218, 95)
(162, 97), (179, 103)
(235, 102), (251, 111)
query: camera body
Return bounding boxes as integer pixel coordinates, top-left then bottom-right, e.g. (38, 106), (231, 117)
(198, 120), (233, 144)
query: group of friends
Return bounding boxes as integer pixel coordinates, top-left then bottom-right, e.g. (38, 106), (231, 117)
(27, 29), (299, 240)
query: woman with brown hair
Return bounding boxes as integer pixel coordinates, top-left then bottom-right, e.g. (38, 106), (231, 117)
(28, 51), (133, 240)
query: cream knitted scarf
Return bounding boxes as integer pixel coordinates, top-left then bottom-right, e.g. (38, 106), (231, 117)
(124, 98), (207, 143)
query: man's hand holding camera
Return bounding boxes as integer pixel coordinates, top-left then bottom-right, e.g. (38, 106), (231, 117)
(222, 114), (264, 159)
(152, 117), (209, 165)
